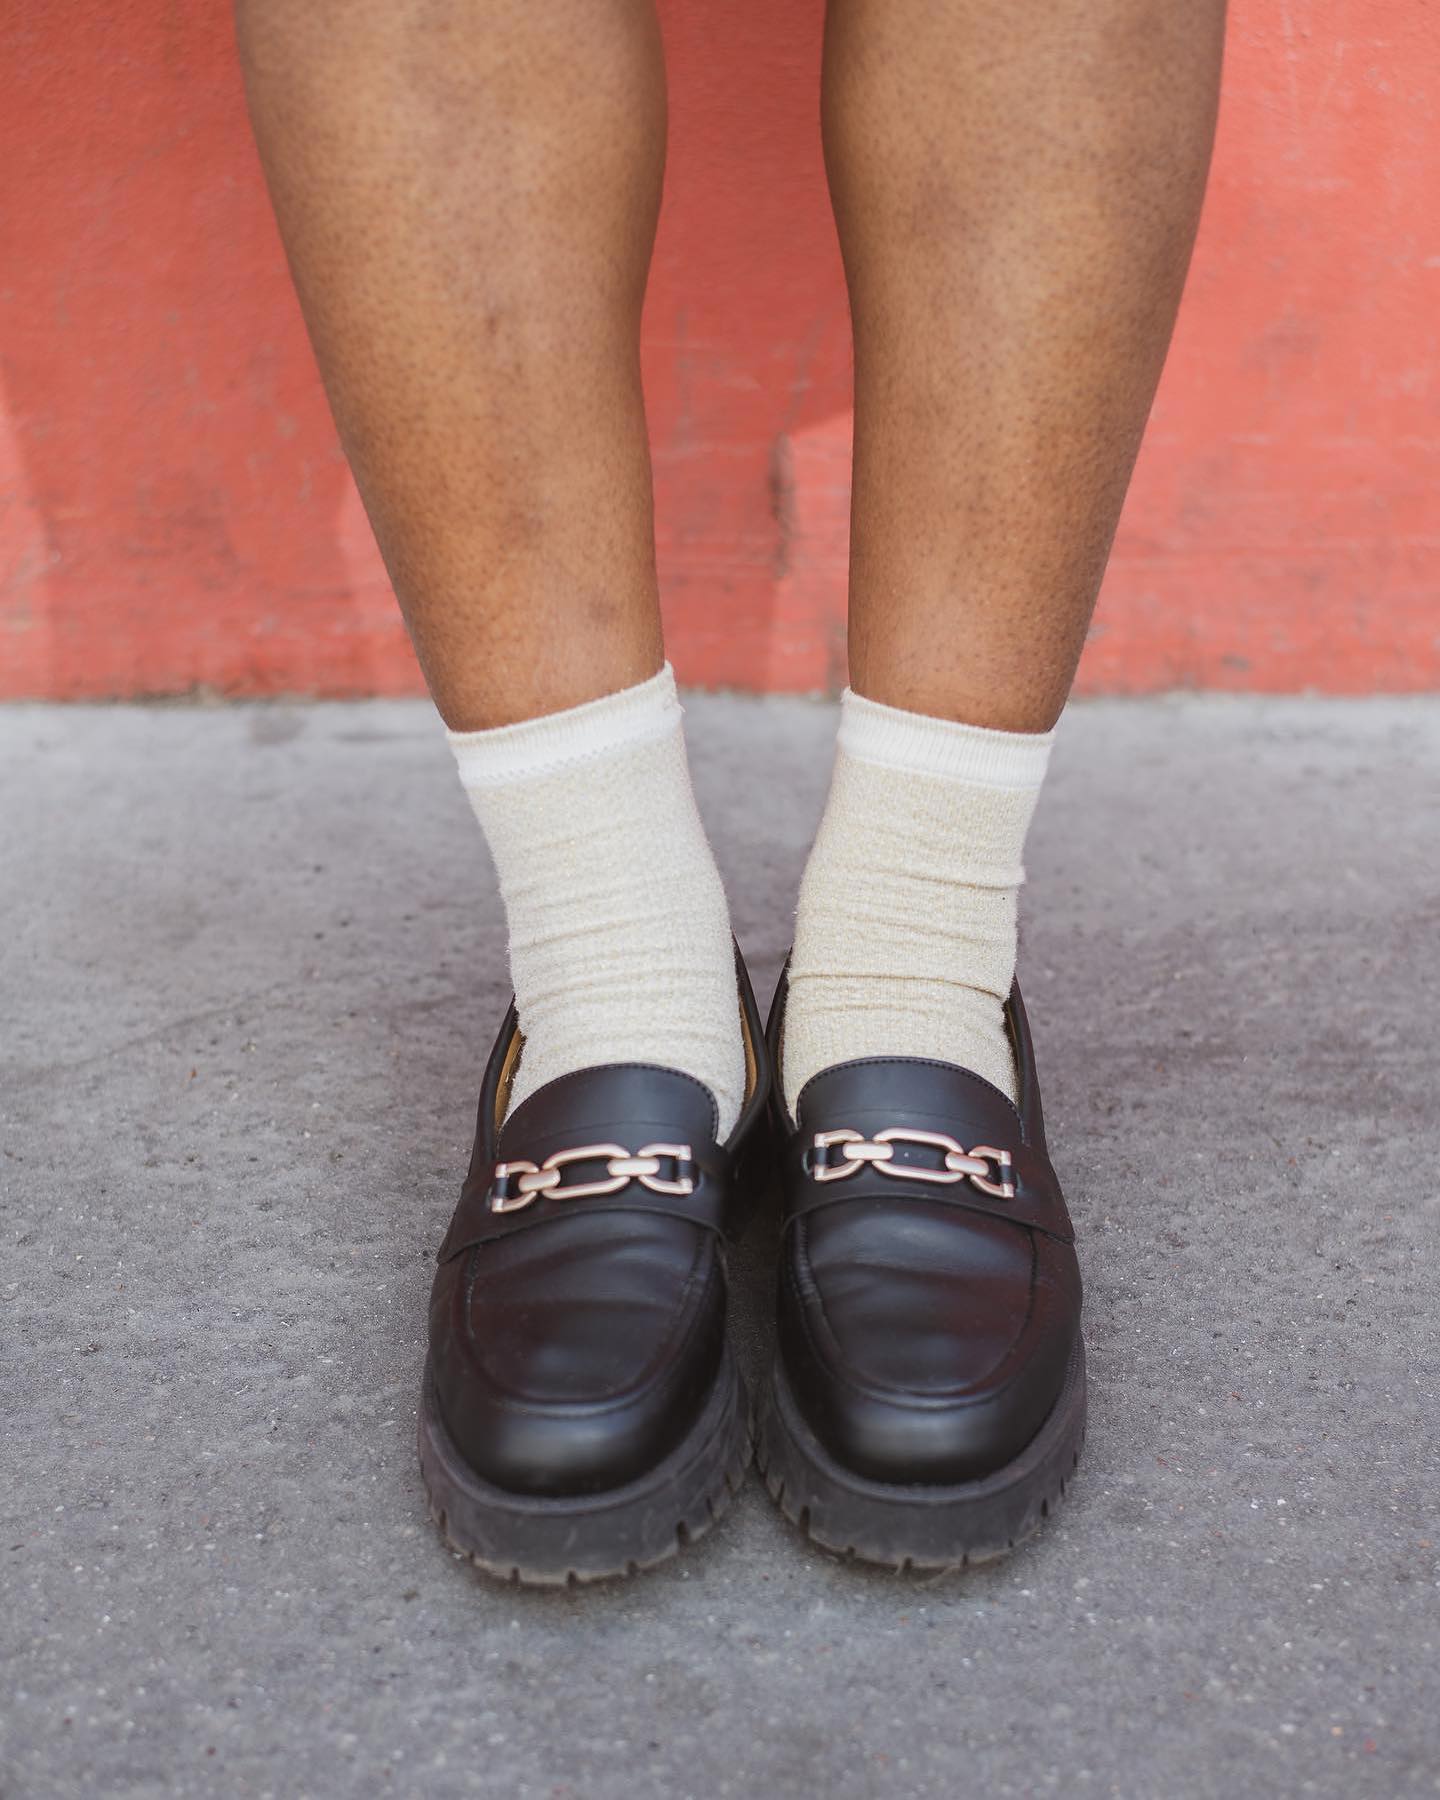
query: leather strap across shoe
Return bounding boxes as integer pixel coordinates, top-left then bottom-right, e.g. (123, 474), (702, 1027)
(757, 963), (1087, 1571)
(418, 943), (772, 1589)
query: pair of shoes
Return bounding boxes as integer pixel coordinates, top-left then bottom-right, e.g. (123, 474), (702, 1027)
(417, 946), (1086, 1586)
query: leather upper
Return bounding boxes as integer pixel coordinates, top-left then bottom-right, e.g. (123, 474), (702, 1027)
(770, 971), (1082, 1486)
(429, 946), (771, 1498)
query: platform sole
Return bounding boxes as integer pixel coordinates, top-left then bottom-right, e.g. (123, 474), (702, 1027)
(756, 1336), (1086, 1573)
(418, 1352), (753, 1589)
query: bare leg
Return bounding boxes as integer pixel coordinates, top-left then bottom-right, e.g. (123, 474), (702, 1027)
(235, 0), (667, 730)
(825, 0), (1226, 730)
(783, 2), (1224, 1107)
(237, 0), (745, 1118)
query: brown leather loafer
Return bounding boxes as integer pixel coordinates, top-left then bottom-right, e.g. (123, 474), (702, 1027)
(418, 946), (772, 1588)
(757, 964), (1086, 1571)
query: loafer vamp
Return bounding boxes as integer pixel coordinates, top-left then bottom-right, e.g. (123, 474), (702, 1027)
(778, 1046), (1081, 1487)
(431, 1211), (725, 1497)
(783, 1198), (1080, 1485)
(429, 1056), (747, 1500)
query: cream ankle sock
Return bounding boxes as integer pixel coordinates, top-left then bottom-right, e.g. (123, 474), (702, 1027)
(447, 665), (744, 1134)
(783, 688), (1054, 1112)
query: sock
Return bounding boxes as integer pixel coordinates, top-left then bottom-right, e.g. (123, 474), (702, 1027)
(446, 665), (744, 1135)
(782, 688), (1054, 1113)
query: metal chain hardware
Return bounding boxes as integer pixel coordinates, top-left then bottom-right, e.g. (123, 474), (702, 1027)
(488, 1142), (696, 1214)
(805, 1127), (1015, 1199)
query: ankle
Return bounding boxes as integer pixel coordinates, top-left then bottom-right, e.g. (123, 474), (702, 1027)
(448, 665), (745, 1134)
(783, 689), (1054, 1111)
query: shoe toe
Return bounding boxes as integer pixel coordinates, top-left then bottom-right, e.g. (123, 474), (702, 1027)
(783, 1200), (1078, 1486)
(431, 1211), (724, 1497)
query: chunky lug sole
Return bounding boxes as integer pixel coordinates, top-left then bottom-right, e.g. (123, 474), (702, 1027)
(418, 1352), (753, 1589)
(756, 1336), (1086, 1573)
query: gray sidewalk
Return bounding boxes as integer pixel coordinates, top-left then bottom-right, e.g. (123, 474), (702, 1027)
(3, 694), (1437, 1799)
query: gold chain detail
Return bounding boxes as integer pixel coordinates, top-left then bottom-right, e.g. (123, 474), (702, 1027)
(489, 1142), (695, 1214)
(808, 1127), (1014, 1199)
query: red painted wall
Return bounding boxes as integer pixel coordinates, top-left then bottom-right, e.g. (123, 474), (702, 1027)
(1, 3), (1436, 700)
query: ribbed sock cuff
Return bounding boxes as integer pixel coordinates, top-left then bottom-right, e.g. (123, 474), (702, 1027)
(839, 688), (1055, 790)
(446, 664), (679, 788)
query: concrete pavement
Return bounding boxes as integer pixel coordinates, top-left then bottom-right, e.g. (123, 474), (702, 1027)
(3, 693), (1438, 1798)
